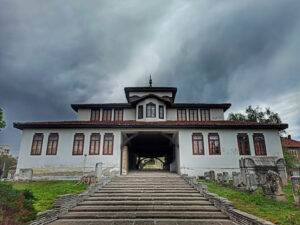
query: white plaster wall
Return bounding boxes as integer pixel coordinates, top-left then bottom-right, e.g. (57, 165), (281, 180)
(77, 109), (91, 121)
(136, 98), (166, 122)
(210, 108), (224, 120)
(167, 108), (177, 120)
(178, 129), (283, 176)
(129, 92), (172, 97)
(123, 109), (135, 120)
(16, 128), (121, 176)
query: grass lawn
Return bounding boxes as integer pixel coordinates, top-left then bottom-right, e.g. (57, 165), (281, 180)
(12, 181), (88, 212)
(201, 181), (300, 225)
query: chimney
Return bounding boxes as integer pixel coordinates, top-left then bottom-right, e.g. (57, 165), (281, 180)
(288, 135), (291, 139)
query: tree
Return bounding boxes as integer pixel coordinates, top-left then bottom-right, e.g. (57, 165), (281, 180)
(282, 147), (297, 175)
(0, 108), (6, 131)
(228, 105), (282, 123)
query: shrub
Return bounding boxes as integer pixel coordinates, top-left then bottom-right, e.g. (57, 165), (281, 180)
(0, 183), (37, 225)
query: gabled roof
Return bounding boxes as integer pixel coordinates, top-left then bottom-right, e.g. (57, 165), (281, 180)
(13, 120), (288, 130)
(124, 87), (177, 102)
(281, 137), (300, 148)
(130, 94), (172, 105)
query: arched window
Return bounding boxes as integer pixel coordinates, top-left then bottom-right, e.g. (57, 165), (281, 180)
(73, 133), (84, 155)
(89, 133), (100, 155)
(31, 133), (44, 155)
(46, 133), (59, 155)
(146, 103), (156, 118)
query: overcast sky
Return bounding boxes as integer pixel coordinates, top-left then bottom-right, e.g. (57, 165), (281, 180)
(1, 0), (300, 157)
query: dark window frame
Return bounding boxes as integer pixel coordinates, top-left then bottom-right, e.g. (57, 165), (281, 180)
(146, 103), (156, 118)
(189, 109), (198, 121)
(237, 133), (251, 155)
(72, 133), (84, 155)
(102, 109), (112, 121)
(177, 109), (187, 121)
(159, 105), (164, 119)
(253, 133), (267, 156)
(31, 133), (44, 155)
(89, 133), (101, 155)
(90, 109), (100, 121)
(46, 133), (59, 155)
(103, 133), (114, 155)
(192, 133), (204, 155)
(200, 109), (210, 121)
(114, 109), (123, 121)
(208, 133), (221, 155)
(138, 105), (143, 119)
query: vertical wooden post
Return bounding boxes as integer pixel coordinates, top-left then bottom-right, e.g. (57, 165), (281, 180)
(122, 146), (128, 175)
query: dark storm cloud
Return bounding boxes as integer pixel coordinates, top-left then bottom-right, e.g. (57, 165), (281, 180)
(0, 0), (300, 156)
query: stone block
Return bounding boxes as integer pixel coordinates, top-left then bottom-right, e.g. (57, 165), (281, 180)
(217, 173), (223, 184)
(232, 172), (243, 188)
(245, 173), (258, 193)
(95, 162), (103, 178)
(16, 168), (33, 181)
(209, 170), (215, 182)
(291, 176), (300, 205)
(222, 172), (229, 185)
(204, 172), (210, 181)
(262, 170), (287, 202)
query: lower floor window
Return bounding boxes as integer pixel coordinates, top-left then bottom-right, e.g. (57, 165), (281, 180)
(89, 133), (100, 155)
(208, 133), (221, 155)
(103, 133), (114, 155)
(192, 133), (204, 155)
(237, 133), (250, 155)
(253, 133), (267, 155)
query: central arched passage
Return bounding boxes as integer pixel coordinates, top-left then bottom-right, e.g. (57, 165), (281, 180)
(121, 132), (178, 173)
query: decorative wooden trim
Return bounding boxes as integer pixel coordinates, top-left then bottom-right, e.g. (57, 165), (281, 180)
(114, 109), (123, 121)
(177, 109), (186, 121)
(146, 102), (156, 118)
(200, 109), (210, 121)
(192, 133), (204, 155)
(103, 133), (114, 155)
(72, 133), (84, 155)
(90, 109), (100, 121)
(189, 109), (198, 121)
(159, 105), (164, 119)
(31, 133), (44, 155)
(102, 109), (112, 121)
(89, 133), (101, 155)
(46, 133), (59, 155)
(253, 133), (267, 156)
(237, 133), (251, 155)
(208, 133), (221, 155)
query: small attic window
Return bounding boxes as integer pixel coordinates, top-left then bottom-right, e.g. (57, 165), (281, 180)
(146, 103), (156, 118)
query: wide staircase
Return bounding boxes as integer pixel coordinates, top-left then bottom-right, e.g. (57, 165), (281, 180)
(50, 172), (235, 225)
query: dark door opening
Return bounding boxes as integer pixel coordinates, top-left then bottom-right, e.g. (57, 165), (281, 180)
(127, 133), (175, 171)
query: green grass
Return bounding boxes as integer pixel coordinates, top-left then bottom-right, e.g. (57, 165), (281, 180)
(201, 181), (300, 225)
(12, 181), (88, 212)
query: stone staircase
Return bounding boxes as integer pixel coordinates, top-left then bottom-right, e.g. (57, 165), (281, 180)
(50, 172), (235, 225)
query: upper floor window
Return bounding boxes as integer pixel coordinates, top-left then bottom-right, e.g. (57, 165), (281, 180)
(159, 105), (164, 119)
(91, 109), (100, 121)
(102, 109), (112, 121)
(189, 109), (198, 121)
(114, 109), (123, 121)
(237, 133), (250, 155)
(138, 105), (143, 119)
(200, 109), (210, 121)
(103, 133), (114, 155)
(73, 133), (84, 155)
(177, 109), (186, 121)
(46, 133), (59, 155)
(192, 133), (204, 155)
(146, 103), (156, 118)
(208, 133), (221, 155)
(89, 133), (100, 155)
(253, 133), (266, 155)
(31, 133), (44, 155)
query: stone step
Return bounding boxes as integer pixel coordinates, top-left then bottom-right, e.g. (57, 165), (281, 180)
(107, 182), (188, 185)
(78, 200), (213, 206)
(70, 205), (219, 212)
(91, 193), (202, 197)
(96, 189), (198, 193)
(59, 211), (229, 220)
(103, 186), (192, 188)
(86, 196), (207, 201)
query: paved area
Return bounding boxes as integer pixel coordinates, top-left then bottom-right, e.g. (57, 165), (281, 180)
(49, 171), (236, 225)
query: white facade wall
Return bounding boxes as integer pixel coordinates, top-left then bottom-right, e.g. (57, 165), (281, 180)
(167, 109), (177, 120)
(77, 109), (92, 121)
(129, 91), (172, 98)
(210, 108), (224, 120)
(178, 129), (283, 176)
(16, 128), (121, 179)
(123, 109), (135, 120)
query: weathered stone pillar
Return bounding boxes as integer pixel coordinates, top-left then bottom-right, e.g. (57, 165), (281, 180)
(95, 162), (103, 179)
(122, 146), (129, 175)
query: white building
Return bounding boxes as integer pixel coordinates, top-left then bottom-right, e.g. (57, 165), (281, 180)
(13, 83), (288, 180)
(0, 145), (11, 156)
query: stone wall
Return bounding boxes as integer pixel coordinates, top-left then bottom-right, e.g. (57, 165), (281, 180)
(182, 175), (274, 225)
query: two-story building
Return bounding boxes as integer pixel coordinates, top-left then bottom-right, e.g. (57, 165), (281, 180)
(13, 84), (288, 180)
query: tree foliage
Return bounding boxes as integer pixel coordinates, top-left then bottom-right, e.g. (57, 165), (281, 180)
(0, 108), (6, 130)
(228, 105), (282, 123)
(282, 147), (297, 174)
(0, 183), (37, 224)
